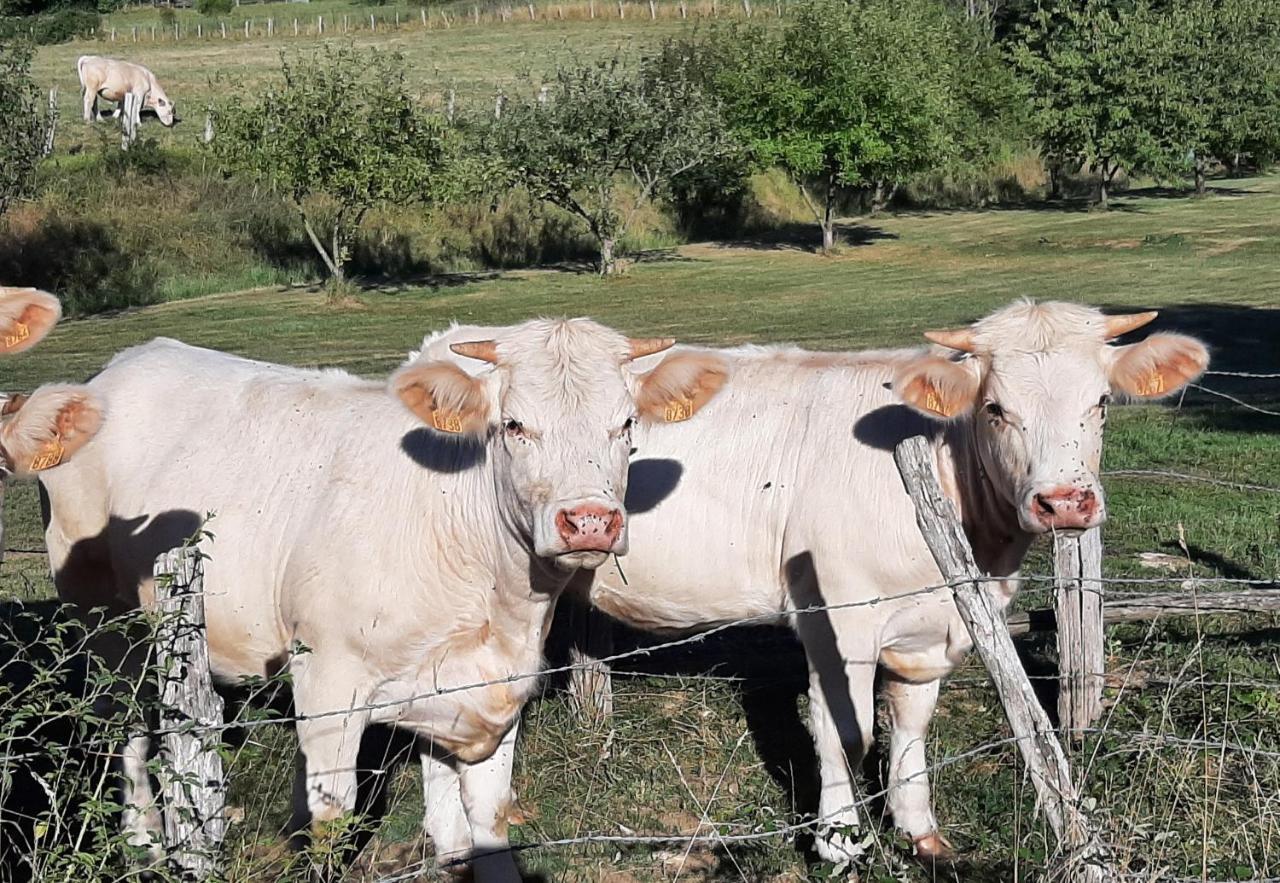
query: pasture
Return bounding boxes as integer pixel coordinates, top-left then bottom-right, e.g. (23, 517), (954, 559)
(2, 162), (1278, 881)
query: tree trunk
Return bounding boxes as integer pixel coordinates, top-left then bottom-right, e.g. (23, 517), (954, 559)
(1048, 160), (1062, 200)
(1097, 164), (1109, 211)
(821, 172), (836, 252)
(331, 220), (345, 285)
(1194, 154), (1207, 195)
(599, 237), (616, 276)
(300, 213), (342, 282)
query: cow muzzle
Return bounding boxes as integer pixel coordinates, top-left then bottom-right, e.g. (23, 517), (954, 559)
(1022, 484), (1105, 534)
(534, 498), (626, 566)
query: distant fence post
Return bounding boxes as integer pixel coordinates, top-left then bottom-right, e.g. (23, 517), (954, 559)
(42, 88), (57, 158)
(894, 435), (1111, 882)
(153, 546), (227, 880)
(1054, 530), (1105, 739)
(120, 92), (139, 150)
(202, 108), (214, 144)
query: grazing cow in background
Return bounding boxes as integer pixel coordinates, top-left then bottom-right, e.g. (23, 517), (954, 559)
(77, 56), (176, 127)
(420, 301), (1209, 867)
(0, 287), (103, 555)
(40, 320), (727, 881)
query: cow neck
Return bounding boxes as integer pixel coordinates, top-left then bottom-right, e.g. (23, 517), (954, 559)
(938, 418), (1033, 579)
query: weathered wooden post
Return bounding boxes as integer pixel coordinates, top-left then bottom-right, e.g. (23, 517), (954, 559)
(153, 546), (227, 880)
(120, 92), (139, 150)
(446, 88), (456, 123)
(494, 91), (505, 120)
(648, 0), (656, 17)
(202, 109), (214, 145)
(567, 605), (614, 722)
(1054, 529), (1105, 739)
(197, 22), (202, 38)
(894, 435), (1111, 882)
(293, 16), (298, 35)
(617, 0), (624, 16)
(421, 8), (427, 26)
(132, 25), (137, 40)
(42, 88), (57, 158)
(370, 13), (375, 29)
(221, 21), (226, 38)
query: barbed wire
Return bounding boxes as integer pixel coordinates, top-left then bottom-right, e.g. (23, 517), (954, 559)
(1189, 382), (1280, 417)
(1102, 469), (1280, 495)
(1203, 369), (1280, 379)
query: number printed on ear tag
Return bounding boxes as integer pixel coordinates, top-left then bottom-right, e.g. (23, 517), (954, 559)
(2, 321), (30, 350)
(663, 397), (694, 423)
(431, 410), (463, 433)
(30, 438), (64, 471)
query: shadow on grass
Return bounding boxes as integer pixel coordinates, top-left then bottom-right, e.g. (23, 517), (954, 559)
(712, 221), (898, 253)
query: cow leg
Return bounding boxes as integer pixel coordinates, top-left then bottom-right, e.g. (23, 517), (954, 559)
(421, 749), (472, 871)
(291, 663), (371, 832)
(456, 723), (522, 883)
(120, 730), (164, 863)
(883, 677), (954, 861)
(82, 88), (97, 123)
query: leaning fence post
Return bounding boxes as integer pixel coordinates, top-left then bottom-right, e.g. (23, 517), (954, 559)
(1054, 529), (1105, 739)
(153, 546), (227, 879)
(894, 435), (1111, 882)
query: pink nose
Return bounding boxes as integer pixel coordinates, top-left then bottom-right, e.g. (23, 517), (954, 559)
(555, 504), (624, 552)
(1030, 486), (1100, 531)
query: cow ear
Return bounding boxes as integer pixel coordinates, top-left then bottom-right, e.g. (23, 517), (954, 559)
(0, 385), (102, 476)
(634, 351), (729, 425)
(390, 360), (493, 437)
(0, 288), (61, 355)
(1109, 333), (1209, 399)
(893, 355), (980, 420)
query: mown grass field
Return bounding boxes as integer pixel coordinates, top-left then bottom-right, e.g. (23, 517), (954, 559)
(1, 168), (1278, 881)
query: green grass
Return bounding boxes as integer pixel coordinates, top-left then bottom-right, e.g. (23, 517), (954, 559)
(3, 157), (1279, 881)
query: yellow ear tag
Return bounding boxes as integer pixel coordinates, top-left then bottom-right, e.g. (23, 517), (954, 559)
(29, 437), (64, 471)
(923, 386), (947, 416)
(431, 409), (463, 433)
(663, 397), (694, 423)
(1140, 372), (1165, 396)
(2, 321), (30, 350)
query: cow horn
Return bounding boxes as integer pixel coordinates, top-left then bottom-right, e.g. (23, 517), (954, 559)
(627, 337), (675, 361)
(923, 329), (976, 353)
(450, 340), (500, 363)
(1, 393), (28, 417)
(1103, 311), (1158, 339)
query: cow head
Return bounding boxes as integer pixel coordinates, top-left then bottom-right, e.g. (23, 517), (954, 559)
(148, 89), (176, 127)
(391, 319), (727, 568)
(894, 301), (1208, 535)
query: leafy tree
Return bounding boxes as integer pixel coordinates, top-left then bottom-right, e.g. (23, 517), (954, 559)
(488, 51), (738, 275)
(0, 41), (49, 219)
(212, 47), (444, 289)
(1160, 0), (1280, 192)
(707, 0), (959, 250)
(1011, 0), (1188, 207)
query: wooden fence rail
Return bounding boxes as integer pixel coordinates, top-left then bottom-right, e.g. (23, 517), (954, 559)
(154, 546), (226, 880)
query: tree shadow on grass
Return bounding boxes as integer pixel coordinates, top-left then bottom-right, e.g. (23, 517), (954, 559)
(711, 221), (898, 253)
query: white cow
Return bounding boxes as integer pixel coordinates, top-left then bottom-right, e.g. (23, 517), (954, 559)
(77, 55), (176, 127)
(419, 301), (1209, 867)
(40, 319), (727, 880)
(0, 288), (104, 553)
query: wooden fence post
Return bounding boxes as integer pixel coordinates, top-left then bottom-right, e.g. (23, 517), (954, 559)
(894, 435), (1111, 882)
(421, 8), (426, 26)
(153, 546), (227, 880)
(568, 605), (614, 722)
(120, 92), (139, 150)
(617, 0), (624, 16)
(202, 109), (214, 145)
(1054, 529), (1105, 739)
(42, 88), (57, 158)
(132, 24), (137, 40)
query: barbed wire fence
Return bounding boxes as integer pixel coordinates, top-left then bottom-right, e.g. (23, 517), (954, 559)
(0, 373), (1276, 881)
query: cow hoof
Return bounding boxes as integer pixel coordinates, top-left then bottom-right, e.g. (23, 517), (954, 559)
(814, 827), (866, 866)
(913, 831), (957, 863)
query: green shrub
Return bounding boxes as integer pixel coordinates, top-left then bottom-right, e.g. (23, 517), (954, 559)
(196, 0), (233, 14)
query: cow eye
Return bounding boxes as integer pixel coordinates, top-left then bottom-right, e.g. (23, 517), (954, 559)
(504, 418), (524, 436)
(984, 401), (1004, 420)
(622, 416), (635, 433)
(1097, 394), (1111, 408)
